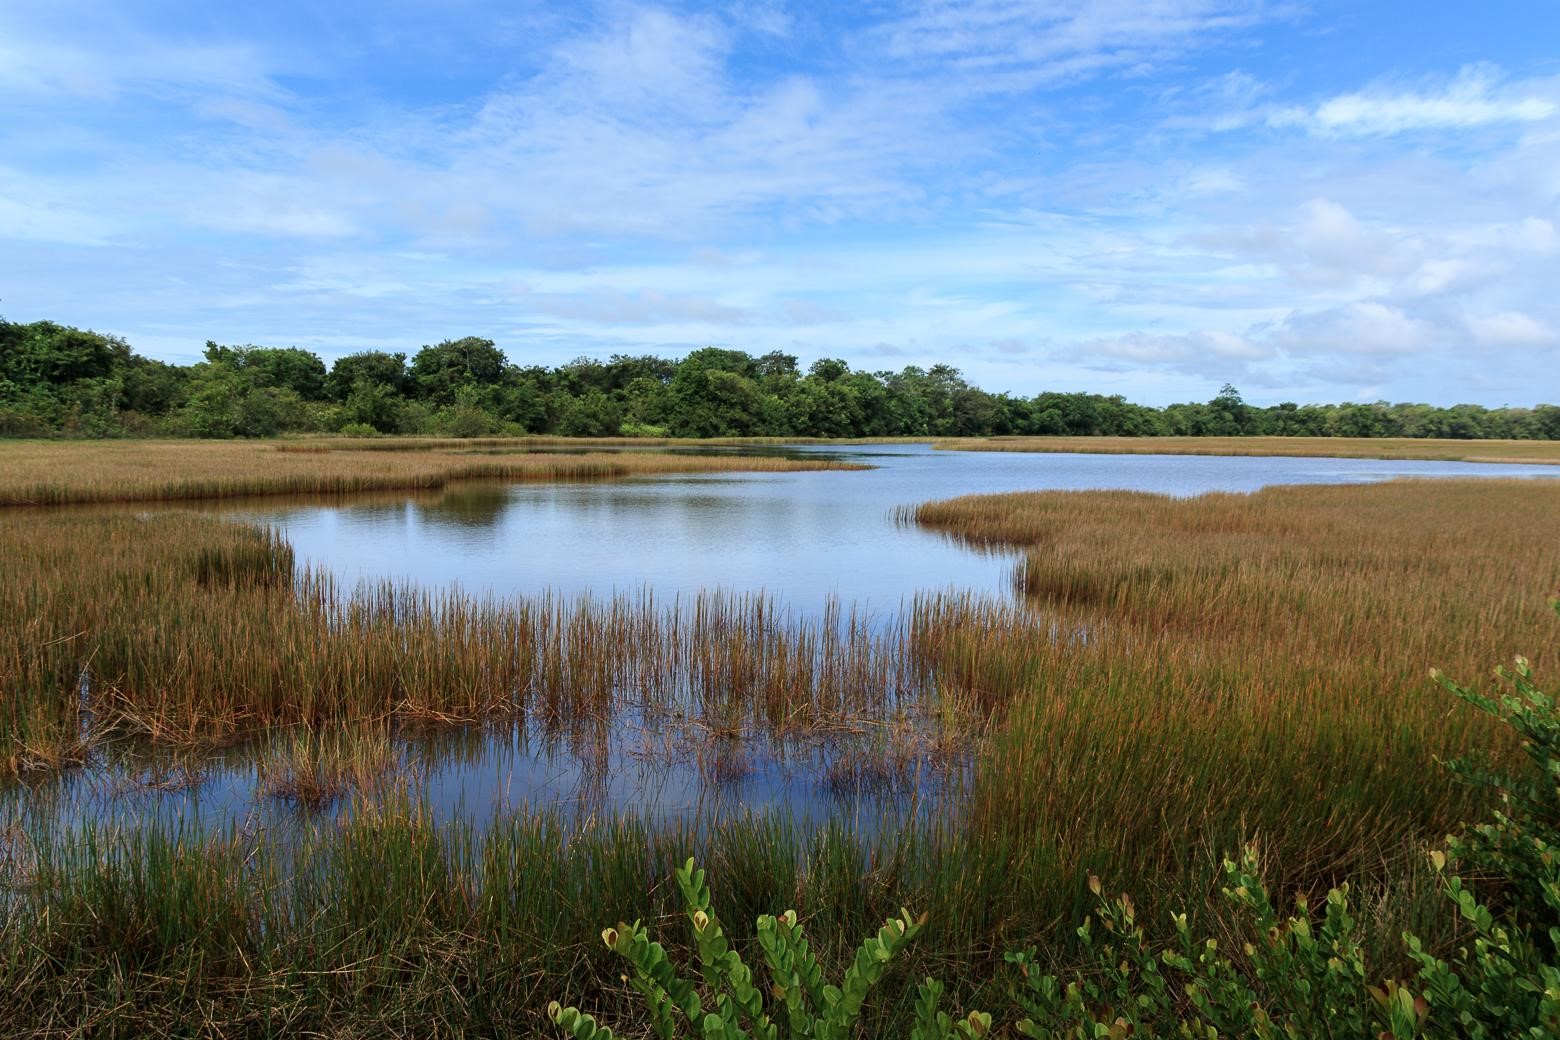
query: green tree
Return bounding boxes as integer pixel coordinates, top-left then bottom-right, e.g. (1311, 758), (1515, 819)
(326, 351), (408, 401)
(554, 389), (624, 436)
(341, 380), (406, 433)
(203, 343), (328, 401)
(409, 337), (509, 404)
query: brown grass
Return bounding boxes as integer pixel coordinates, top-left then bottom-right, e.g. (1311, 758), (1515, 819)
(257, 727), (400, 810)
(935, 434), (1560, 464)
(4, 475), (1558, 1028)
(904, 478), (1560, 916)
(0, 439), (867, 506)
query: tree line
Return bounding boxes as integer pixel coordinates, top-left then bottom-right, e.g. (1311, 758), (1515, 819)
(3, 316), (1556, 440)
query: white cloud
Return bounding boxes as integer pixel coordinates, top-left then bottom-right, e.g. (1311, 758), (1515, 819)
(780, 298), (850, 325)
(550, 7), (731, 120)
(0, 10), (285, 102)
(1464, 311), (1554, 347)
(1270, 65), (1556, 136)
(1269, 301), (1433, 356)
(509, 284), (754, 326)
(4, 4), (1560, 405)
(0, 192), (114, 245)
(1193, 198), (1420, 290)
(1513, 217), (1559, 254)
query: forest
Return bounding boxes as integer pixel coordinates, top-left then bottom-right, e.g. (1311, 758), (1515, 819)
(4, 316), (1557, 441)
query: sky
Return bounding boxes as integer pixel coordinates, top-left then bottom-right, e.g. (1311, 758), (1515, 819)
(2, 1), (1559, 406)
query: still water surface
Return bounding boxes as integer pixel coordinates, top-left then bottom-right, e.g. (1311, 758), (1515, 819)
(240, 443), (1560, 616)
(12, 445), (1558, 838)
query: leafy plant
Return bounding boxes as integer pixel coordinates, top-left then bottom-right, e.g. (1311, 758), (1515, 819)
(1402, 642), (1560, 1040)
(1007, 852), (1378, 1039)
(547, 857), (983, 1040)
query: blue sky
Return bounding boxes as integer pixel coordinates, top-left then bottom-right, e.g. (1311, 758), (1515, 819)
(3, 1), (1558, 406)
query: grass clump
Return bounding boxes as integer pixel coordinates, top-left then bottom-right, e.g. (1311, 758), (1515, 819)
(256, 727), (399, 810)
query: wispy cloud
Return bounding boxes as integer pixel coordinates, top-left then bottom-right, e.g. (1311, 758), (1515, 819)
(875, 0), (1292, 91)
(1270, 65), (1557, 136)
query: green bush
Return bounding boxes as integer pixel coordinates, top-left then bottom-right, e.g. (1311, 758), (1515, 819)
(546, 858), (969, 1040)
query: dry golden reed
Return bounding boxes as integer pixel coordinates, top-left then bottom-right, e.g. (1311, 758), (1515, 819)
(936, 434), (1560, 464)
(0, 439), (866, 506)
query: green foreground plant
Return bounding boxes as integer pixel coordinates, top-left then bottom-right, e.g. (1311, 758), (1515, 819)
(547, 858), (992, 1040)
(554, 600), (1560, 1039)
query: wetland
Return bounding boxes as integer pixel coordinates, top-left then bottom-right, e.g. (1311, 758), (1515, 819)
(3, 438), (1559, 1036)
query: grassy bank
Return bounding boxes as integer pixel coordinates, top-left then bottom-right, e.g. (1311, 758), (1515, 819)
(935, 434), (1560, 464)
(907, 479), (1559, 915)
(0, 439), (866, 506)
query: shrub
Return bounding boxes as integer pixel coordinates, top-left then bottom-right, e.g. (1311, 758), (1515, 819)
(545, 859), (971, 1040)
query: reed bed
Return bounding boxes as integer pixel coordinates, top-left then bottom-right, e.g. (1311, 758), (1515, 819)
(0, 792), (1456, 1038)
(0, 439), (865, 506)
(0, 512), (1018, 782)
(280, 435), (927, 452)
(905, 479), (1560, 920)
(935, 434), (1560, 464)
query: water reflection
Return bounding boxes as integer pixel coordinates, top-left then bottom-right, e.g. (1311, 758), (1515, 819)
(3, 707), (970, 847)
(415, 485), (511, 530)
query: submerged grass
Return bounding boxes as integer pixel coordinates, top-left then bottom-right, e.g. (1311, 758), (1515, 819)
(0, 438), (866, 506)
(935, 434), (1560, 464)
(256, 727), (401, 810)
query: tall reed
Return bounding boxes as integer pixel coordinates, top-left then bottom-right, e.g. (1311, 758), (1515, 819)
(0, 440), (865, 506)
